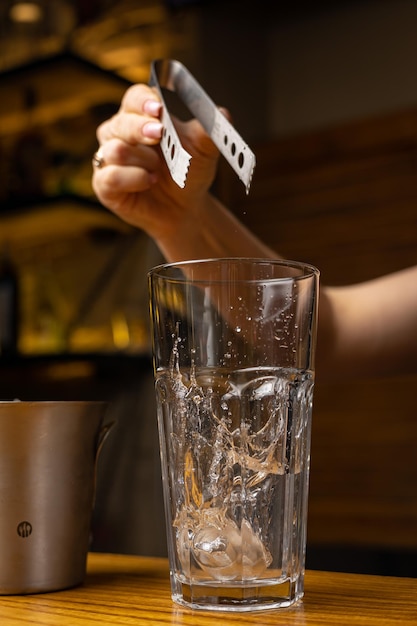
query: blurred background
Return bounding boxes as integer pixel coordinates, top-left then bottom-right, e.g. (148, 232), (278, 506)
(0, 0), (416, 575)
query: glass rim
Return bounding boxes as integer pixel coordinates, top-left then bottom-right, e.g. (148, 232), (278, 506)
(148, 257), (320, 284)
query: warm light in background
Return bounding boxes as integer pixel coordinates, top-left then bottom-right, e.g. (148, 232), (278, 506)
(9, 1), (43, 24)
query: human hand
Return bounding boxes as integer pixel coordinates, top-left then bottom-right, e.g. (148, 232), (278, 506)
(92, 83), (221, 244)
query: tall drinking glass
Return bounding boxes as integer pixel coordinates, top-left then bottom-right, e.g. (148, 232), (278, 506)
(148, 258), (319, 611)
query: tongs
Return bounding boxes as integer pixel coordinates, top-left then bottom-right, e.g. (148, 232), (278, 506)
(149, 59), (255, 193)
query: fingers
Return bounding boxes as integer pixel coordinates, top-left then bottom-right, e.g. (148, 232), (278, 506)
(93, 84), (165, 202)
(92, 138), (161, 203)
(92, 163), (155, 203)
(121, 83), (160, 114)
(97, 111), (163, 148)
(97, 84), (163, 147)
(94, 137), (160, 171)
(92, 81), (222, 209)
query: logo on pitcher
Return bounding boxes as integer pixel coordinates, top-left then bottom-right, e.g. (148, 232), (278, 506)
(17, 521), (32, 538)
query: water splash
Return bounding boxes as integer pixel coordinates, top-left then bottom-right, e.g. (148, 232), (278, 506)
(157, 356), (313, 584)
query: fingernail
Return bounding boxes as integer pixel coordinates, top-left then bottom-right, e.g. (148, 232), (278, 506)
(143, 121), (163, 139)
(143, 99), (162, 116)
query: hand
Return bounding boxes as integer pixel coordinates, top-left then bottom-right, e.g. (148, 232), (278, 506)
(92, 83), (221, 244)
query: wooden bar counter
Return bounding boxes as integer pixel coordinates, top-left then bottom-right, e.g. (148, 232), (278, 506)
(1, 552), (416, 625)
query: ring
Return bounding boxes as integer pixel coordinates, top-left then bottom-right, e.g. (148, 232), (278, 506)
(92, 147), (105, 169)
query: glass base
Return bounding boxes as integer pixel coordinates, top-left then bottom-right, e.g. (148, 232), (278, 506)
(172, 575), (304, 612)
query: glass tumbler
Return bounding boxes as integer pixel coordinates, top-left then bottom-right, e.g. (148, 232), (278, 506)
(148, 258), (319, 611)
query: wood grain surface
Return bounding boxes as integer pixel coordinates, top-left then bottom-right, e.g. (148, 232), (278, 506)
(0, 552), (416, 625)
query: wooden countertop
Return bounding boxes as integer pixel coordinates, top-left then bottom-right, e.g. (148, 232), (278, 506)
(1, 552), (416, 625)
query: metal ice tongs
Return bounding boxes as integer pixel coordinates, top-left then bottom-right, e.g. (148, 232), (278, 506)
(149, 59), (256, 193)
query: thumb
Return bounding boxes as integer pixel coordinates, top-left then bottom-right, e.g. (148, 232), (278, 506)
(175, 111), (234, 161)
(185, 106), (235, 159)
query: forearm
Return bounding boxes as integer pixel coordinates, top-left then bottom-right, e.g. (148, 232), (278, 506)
(316, 266), (417, 380)
(156, 192), (279, 263)
(157, 196), (417, 381)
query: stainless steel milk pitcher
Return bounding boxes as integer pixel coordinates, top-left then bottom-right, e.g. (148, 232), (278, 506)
(0, 400), (112, 594)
